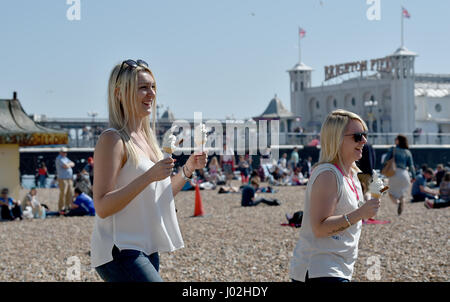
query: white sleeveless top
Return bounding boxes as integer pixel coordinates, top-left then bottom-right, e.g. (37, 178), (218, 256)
(90, 128), (184, 268)
(289, 163), (363, 281)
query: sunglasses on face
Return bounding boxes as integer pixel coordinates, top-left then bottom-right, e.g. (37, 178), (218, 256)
(115, 59), (149, 84)
(344, 132), (368, 142)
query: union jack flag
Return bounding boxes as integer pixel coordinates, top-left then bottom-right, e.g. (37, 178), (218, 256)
(402, 6), (411, 18)
(299, 27), (306, 38)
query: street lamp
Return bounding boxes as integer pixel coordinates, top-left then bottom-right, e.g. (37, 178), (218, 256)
(87, 111), (98, 122)
(156, 104), (163, 119)
(364, 99), (378, 132)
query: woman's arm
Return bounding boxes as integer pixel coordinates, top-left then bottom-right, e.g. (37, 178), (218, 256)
(407, 151), (416, 177)
(309, 171), (380, 238)
(382, 148), (393, 166)
(171, 152), (207, 197)
(170, 165), (194, 197)
(93, 131), (174, 219)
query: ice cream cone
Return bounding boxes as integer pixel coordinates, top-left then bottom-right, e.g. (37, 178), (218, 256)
(194, 123), (207, 154)
(163, 147), (174, 154)
(372, 193), (381, 199)
(163, 147), (174, 159)
(372, 186), (389, 199)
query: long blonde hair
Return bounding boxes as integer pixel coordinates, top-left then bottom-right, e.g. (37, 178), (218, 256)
(209, 156), (219, 168)
(316, 109), (368, 173)
(107, 61), (163, 167)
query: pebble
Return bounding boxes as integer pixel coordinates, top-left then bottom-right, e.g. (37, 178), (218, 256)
(0, 185), (448, 282)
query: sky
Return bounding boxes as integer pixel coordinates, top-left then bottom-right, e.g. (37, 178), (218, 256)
(1, 0), (449, 121)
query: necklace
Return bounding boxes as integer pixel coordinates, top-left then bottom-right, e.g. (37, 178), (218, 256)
(334, 164), (360, 202)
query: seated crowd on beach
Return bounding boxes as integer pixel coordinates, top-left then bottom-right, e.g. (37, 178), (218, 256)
(186, 148), (312, 190)
(2, 151), (449, 222)
(1, 153), (96, 221)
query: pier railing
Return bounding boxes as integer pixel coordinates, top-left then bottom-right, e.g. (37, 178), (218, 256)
(66, 132), (450, 148)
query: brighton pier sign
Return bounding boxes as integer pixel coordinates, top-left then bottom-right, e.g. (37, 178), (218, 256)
(324, 56), (393, 81)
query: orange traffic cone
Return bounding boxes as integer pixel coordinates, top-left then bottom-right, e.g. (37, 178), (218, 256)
(193, 183), (205, 217)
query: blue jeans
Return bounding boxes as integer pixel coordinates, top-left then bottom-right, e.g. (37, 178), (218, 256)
(64, 207), (91, 217)
(292, 271), (349, 283)
(39, 175), (47, 188)
(412, 192), (436, 202)
(95, 246), (162, 282)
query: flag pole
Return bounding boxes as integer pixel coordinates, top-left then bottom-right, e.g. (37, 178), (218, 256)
(298, 27), (302, 63)
(401, 7), (404, 47)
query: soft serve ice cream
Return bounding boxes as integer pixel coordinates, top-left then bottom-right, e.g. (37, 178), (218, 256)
(194, 123), (207, 152)
(368, 170), (389, 198)
(162, 127), (178, 158)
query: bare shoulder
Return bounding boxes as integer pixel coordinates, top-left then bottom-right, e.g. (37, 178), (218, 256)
(97, 130), (122, 147)
(314, 170), (336, 184)
(311, 170), (338, 195)
(94, 130), (126, 164)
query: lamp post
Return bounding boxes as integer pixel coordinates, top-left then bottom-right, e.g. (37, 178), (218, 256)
(364, 99), (378, 133)
(156, 104), (163, 119)
(87, 111), (99, 147)
(87, 111), (98, 123)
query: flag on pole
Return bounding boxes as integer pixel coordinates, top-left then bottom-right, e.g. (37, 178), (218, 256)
(299, 27), (306, 39)
(402, 6), (411, 18)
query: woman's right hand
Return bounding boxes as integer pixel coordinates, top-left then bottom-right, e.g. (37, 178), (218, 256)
(358, 198), (381, 220)
(148, 157), (175, 182)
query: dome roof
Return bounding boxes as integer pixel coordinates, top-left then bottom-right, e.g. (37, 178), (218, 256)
(288, 62), (313, 72)
(160, 108), (175, 121)
(256, 94), (293, 118)
(390, 46), (418, 57)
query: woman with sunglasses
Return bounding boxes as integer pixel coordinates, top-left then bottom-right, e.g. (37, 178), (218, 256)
(90, 59), (207, 282)
(382, 134), (415, 215)
(290, 109), (380, 282)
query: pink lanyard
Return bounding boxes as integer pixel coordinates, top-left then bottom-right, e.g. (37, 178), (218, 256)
(334, 164), (359, 201)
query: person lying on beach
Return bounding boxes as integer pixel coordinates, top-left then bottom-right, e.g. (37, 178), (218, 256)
(241, 176), (280, 207)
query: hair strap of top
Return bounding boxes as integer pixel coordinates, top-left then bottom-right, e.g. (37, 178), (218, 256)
(102, 128), (119, 134)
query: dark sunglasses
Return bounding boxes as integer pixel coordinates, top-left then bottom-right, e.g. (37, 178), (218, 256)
(115, 59), (149, 84)
(344, 132), (368, 142)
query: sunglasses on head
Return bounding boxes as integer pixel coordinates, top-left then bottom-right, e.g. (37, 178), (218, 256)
(115, 59), (149, 84)
(344, 132), (368, 142)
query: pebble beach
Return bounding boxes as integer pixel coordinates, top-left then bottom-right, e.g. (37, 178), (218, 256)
(0, 183), (448, 282)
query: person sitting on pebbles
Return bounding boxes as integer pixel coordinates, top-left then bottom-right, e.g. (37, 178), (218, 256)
(0, 188), (23, 221)
(22, 187), (47, 219)
(241, 176), (281, 207)
(64, 187), (96, 217)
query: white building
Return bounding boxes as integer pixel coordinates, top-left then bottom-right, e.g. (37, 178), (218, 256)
(414, 74), (450, 133)
(288, 46), (450, 136)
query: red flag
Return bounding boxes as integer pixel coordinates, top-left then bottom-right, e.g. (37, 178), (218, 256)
(402, 7), (410, 18)
(299, 27), (306, 39)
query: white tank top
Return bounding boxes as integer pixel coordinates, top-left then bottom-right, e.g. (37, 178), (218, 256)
(289, 163), (363, 281)
(90, 128), (184, 268)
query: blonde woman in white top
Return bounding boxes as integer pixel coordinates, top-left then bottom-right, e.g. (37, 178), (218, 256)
(290, 110), (380, 282)
(91, 59), (207, 282)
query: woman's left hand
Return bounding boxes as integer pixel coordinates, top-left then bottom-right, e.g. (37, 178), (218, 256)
(186, 152), (208, 171)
